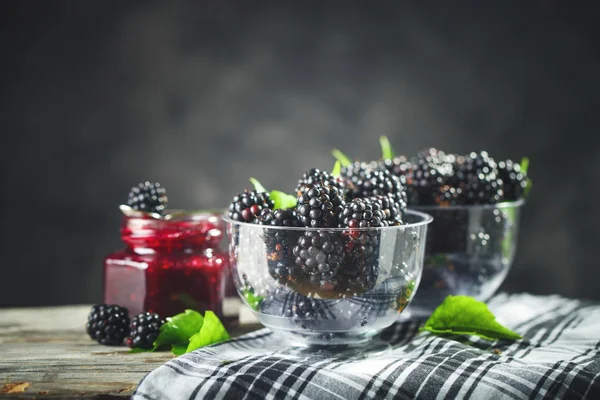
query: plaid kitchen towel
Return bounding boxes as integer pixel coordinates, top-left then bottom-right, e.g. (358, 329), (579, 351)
(133, 293), (600, 400)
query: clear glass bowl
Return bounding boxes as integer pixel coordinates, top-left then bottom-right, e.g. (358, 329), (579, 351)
(225, 210), (432, 346)
(407, 200), (524, 317)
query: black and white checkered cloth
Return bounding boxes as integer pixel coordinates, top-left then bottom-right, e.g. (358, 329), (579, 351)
(133, 293), (600, 399)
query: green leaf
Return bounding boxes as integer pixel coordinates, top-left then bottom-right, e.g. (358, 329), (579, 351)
(249, 177), (268, 193)
(331, 161), (342, 178)
(332, 149), (352, 168)
(243, 288), (264, 311)
(269, 190), (297, 210)
(420, 295), (522, 341)
(380, 135), (395, 159)
(153, 309), (204, 349)
(128, 347), (151, 354)
(186, 311), (230, 353)
(524, 178), (533, 199)
(520, 157), (530, 175)
(171, 344), (188, 356)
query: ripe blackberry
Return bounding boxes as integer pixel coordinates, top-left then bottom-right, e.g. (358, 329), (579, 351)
(295, 168), (344, 195)
(86, 304), (130, 346)
(340, 198), (387, 228)
(255, 208), (303, 283)
(296, 184), (345, 228)
(453, 151), (504, 204)
(126, 312), (165, 349)
(340, 232), (380, 294)
(435, 184), (463, 207)
(293, 231), (345, 290)
(498, 159), (527, 201)
(127, 182), (168, 214)
(379, 156), (411, 185)
(405, 152), (453, 206)
(260, 289), (334, 330)
(369, 194), (403, 225)
(350, 169), (405, 207)
(227, 190), (274, 222)
(341, 161), (378, 189)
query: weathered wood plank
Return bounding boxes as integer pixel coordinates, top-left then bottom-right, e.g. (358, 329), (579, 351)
(0, 304), (261, 398)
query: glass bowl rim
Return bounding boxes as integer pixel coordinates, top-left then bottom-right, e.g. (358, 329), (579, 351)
(223, 209), (433, 232)
(409, 198), (525, 211)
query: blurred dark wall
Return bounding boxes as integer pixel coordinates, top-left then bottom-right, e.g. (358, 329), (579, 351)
(1, 1), (599, 307)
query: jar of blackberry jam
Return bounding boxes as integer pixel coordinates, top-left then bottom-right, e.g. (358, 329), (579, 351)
(103, 211), (229, 319)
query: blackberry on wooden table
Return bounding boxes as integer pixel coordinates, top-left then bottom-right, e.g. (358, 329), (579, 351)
(86, 304), (130, 346)
(126, 312), (164, 349)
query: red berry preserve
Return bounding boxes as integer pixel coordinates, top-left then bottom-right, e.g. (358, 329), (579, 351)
(104, 212), (229, 319)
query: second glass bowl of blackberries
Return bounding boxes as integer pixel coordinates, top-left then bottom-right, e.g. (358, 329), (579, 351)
(375, 145), (530, 317)
(226, 168), (432, 345)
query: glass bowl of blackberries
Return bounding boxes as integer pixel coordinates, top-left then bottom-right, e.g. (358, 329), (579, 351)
(225, 169), (432, 346)
(376, 146), (530, 317)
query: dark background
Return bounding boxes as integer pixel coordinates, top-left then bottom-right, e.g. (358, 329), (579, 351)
(1, 1), (599, 307)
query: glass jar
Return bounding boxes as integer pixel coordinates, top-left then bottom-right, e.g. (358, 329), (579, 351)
(104, 212), (228, 319)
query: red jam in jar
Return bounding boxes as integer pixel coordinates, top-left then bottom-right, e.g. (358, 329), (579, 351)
(104, 212), (228, 319)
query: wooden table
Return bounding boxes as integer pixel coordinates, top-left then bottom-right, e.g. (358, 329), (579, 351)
(0, 304), (261, 398)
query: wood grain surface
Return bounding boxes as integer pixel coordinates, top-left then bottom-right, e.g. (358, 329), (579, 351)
(0, 304), (261, 398)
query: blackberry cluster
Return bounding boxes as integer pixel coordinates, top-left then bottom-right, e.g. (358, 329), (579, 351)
(255, 208), (303, 283)
(228, 190), (274, 222)
(405, 153), (453, 205)
(296, 184), (345, 228)
(380, 148), (530, 207)
(369, 195), (403, 226)
(127, 182), (168, 214)
(341, 161), (378, 189)
(126, 312), (165, 349)
(498, 159), (528, 201)
(227, 159), (409, 294)
(349, 169), (405, 207)
(295, 168), (344, 195)
(293, 231), (345, 290)
(452, 151), (504, 205)
(379, 156), (411, 183)
(259, 289), (333, 330)
(341, 230), (380, 294)
(340, 198), (387, 228)
(86, 304), (130, 346)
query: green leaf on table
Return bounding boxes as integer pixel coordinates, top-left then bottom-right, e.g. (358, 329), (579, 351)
(420, 295), (522, 341)
(380, 135), (395, 159)
(171, 344), (188, 356)
(186, 311), (230, 353)
(250, 177), (268, 193)
(331, 161), (342, 178)
(332, 149), (352, 168)
(128, 347), (151, 354)
(270, 190), (297, 210)
(153, 309), (204, 350)
(243, 288), (264, 311)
